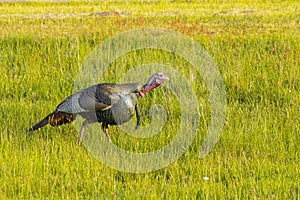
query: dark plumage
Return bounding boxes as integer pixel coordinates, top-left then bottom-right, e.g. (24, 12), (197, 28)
(29, 73), (168, 143)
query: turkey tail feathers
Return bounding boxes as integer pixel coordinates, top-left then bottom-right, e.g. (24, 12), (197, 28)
(29, 115), (49, 132)
(29, 112), (75, 132)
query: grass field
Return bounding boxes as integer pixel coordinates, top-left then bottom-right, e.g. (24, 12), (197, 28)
(0, 1), (300, 199)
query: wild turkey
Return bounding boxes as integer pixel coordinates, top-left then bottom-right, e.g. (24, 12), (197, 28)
(29, 72), (168, 143)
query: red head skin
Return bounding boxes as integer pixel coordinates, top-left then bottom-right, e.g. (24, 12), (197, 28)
(139, 73), (168, 97)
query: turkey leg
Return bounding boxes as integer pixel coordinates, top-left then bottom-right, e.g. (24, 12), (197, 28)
(77, 120), (89, 144)
(101, 122), (112, 143)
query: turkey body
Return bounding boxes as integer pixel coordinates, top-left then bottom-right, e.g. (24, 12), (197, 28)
(29, 73), (168, 143)
(55, 83), (142, 125)
(95, 91), (139, 125)
(29, 83), (142, 143)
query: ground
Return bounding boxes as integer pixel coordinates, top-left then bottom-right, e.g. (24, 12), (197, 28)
(0, 1), (299, 199)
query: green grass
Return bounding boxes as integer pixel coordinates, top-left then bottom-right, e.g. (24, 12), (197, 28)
(0, 0), (300, 199)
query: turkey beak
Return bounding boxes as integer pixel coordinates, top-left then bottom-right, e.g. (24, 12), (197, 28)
(162, 74), (169, 81)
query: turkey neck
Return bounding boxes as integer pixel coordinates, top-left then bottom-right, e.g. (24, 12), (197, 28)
(139, 82), (160, 97)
